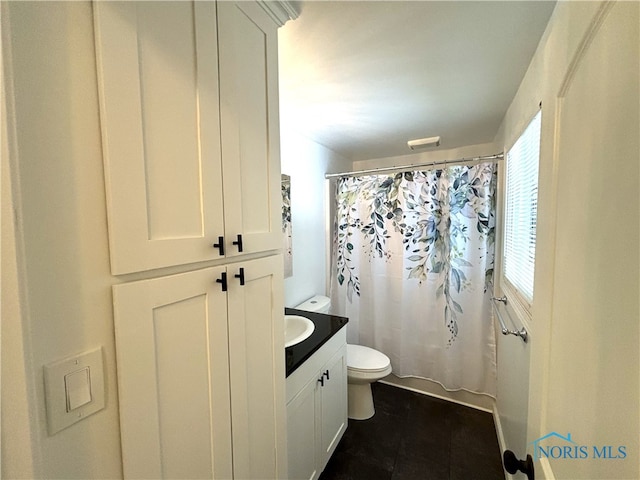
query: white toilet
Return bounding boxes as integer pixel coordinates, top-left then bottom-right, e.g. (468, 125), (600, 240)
(295, 295), (392, 421)
(345, 344), (392, 420)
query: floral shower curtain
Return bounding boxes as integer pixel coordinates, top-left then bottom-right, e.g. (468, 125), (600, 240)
(330, 163), (497, 396)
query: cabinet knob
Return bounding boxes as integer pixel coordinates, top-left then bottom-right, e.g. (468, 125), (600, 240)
(323, 370), (330, 380)
(318, 376), (325, 387)
(234, 267), (245, 286)
(216, 272), (228, 292)
(232, 234), (243, 252)
(212, 236), (225, 256)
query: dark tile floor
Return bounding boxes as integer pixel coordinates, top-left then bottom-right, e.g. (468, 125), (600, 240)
(319, 383), (505, 480)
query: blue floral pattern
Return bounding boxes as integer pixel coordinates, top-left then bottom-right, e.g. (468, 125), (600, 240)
(334, 164), (496, 345)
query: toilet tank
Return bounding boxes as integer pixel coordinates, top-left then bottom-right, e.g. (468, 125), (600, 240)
(295, 295), (331, 314)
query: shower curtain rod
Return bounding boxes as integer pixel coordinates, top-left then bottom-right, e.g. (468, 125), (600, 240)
(324, 153), (504, 179)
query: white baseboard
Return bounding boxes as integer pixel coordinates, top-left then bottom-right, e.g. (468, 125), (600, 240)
(492, 403), (510, 480)
(379, 374), (495, 412)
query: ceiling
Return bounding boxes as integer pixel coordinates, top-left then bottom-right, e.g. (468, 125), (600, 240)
(278, 1), (556, 162)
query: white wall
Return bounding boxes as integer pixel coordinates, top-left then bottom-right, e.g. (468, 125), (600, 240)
(3, 3), (123, 477)
(1, 22), (39, 475)
(352, 141), (499, 171)
(280, 129), (348, 307)
(495, 2), (639, 478)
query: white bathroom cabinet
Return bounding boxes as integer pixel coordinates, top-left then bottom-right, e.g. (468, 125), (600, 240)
(95, 1), (289, 478)
(287, 329), (348, 480)
(94, 1), (282, 275)
(113, 255), (285, 479)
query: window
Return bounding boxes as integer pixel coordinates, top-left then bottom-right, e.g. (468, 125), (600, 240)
(503, 110), (541, 307)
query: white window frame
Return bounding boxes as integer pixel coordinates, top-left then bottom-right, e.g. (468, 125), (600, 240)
(500, 109), (542, 321)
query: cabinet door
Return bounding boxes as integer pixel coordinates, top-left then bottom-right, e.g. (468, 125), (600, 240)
(227, 255), (286, 478)
(319, 347), (348, 471)
(287, 377), (321, 480)
(218, 2), (282, 257)
(94, 2), (224, 274)
(113, 267), (232, 479)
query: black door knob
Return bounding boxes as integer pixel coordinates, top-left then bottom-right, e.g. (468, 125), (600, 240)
(503, 450), (534, 480)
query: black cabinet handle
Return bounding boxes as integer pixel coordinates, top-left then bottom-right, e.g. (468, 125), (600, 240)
(234, 267), (245, 286)
(212, 236), (225, 256)
(216, 272), (227, 292)
(232, 234), (243, 252)
(323, 370), (330, 380)
(318, 376), (325, 387)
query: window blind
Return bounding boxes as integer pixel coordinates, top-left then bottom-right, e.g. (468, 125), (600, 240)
(503, 110), (541, 304)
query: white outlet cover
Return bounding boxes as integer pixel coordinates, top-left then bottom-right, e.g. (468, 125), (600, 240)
(43, 346), (106, 435)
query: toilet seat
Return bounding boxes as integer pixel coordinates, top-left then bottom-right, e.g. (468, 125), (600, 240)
(347, 344), (391, 374)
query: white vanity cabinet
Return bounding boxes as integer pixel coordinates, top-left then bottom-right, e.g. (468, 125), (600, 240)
(287, 329), (348, 480)
(113, 255), (285, 479)
(94, 1), (282, 275)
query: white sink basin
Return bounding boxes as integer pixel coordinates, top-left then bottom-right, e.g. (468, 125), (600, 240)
(285, 315), (315, 348)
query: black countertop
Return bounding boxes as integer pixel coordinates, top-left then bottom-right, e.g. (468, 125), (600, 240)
(285, 308), (348, 377)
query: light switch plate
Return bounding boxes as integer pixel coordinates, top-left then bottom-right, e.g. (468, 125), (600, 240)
(43, 346), (105, 435)
(65, 367), (92, 411)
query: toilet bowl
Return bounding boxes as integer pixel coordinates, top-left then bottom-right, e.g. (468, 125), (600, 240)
(294, 295), (392, 421)
(346, 344), (392, 420)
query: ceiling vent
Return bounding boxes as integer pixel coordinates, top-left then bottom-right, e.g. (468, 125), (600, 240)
(407, 136), (441, 150)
